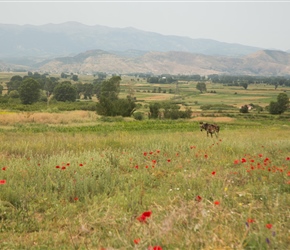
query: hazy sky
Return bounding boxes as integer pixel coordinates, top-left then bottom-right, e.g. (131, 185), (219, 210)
(1, 0), (289, 51)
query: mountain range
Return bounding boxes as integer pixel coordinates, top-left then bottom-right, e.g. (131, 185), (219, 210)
(0, 22), (289, 76)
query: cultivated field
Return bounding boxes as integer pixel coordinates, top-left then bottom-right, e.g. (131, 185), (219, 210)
(0, 73), (289, 249)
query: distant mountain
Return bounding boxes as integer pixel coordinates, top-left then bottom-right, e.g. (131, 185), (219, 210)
(37, 49), (290, 76)
(0, 22), (262, 61)
(1, 22), (289, 76)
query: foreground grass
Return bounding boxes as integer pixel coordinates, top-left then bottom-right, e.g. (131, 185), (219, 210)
(0, 122), (289, 249)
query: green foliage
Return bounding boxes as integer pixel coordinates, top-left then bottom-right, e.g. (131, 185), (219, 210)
(149, 102), (161, 119)
(18, 78), (41, 104)
(133, 111), (144, 120)
(8, 90), (20, 99)
(268, 93), (289, 114)
(53, 81), (77, 102)
(196, 82), (207, 93)
(240, 105), (249, 113)
(96, 76), (136, 117)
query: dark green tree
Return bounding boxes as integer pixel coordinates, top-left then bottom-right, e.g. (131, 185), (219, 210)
(268, 93), (289, 114)
(53, 81), (77, 102)
(96, 76), (135, 117)
(6, 75), (23, 93)
(149, 102), (161, 119)
(240, 82), (248, 90)
(18, 78), (41, 104)
(196, 82), (207, 93)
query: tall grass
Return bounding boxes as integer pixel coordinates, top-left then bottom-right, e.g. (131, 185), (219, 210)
(0, 123), (289, 249)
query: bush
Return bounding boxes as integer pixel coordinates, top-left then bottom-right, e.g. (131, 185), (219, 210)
(133, 112), (144, 120)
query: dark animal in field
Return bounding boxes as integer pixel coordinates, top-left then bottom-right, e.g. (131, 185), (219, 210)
(200, 122), (220, 138)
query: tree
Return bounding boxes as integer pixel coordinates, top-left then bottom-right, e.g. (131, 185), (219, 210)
(240, 82), (248, 90)
(149, 102), (161, 119)
(53, 82), (77, 102)
(268, 93), (289, 114)
(96, 76), (135, 117)
(196, 82), (207, 93)
(72, 75), (78, 81)
(18, 78), (41, 104)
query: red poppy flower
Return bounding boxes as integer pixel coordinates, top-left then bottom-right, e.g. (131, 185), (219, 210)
(143, 152), (147, 156)
(148, 246), (163, 250)
(0, 180), (6, 184)
(79, 163), (83, 166)
(266, 224), (273, 229)
(134, 238), (140, 244)
(241, 158), (247, 163)
(212, 171), (216, 176)
(156, 150), (160, 153)
(286, 157), (290, 161)
(167, 159), (171, 162)
(247, 218), (255, 223)
(204, 154), (208, 158)
(195, 195), (202, 202)
(214, 201), (220, 205)
(2, 167), (6, 171)
(137, 210), (152, 222)
(287, 171), (290, 176)
(152, 160), (156, 164)
(56, 165), (60, 169)
(135, 165), (139, 169)
(74, 197), (79, 201)
(61, 166), (66, 170)
(234, 159), (239, 164)
(258, 154), (263, 158)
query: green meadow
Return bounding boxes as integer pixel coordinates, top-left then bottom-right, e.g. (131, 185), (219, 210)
(0, 73), (290, 249)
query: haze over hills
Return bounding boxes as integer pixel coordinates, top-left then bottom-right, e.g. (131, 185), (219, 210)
(0, 22), (290, 76)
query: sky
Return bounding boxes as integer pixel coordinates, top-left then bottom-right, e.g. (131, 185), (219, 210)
(0, 0), (290, 51)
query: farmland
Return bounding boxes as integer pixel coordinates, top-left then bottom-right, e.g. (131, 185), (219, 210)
(0, 73), (290, 249)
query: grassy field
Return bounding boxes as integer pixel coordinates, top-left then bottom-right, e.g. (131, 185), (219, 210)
(0, 119), (289, 249)
(0, 73), (290, 249)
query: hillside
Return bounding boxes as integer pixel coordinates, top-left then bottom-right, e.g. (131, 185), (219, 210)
(36, 49), (290, 76)
(0, 22), (261, 60)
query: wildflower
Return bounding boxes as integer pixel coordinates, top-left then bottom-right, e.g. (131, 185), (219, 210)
(66, 163), (70, 166)
(214, 201), (220, 205)
(148, 246), (162, 250)
(247, 218), (255, 223)
(241, 158), (247, 163)
(61, 166), (66, 170)
(74, 197), (79, 201)
(195, 195), (202, 202)
(266, 238), (270, 244)
(135, 165), (139, 169)
(286, 157), (290, 160)
(211, 171), (216, 176)
(134, 238), (141, 244)
(234, 159), (239, 164)
(167, 159), (171, 163)
(79, 163), (83, 166)
(266, 224), (273, 229)
(204, 154), (208, 158)
(152, 160), (156, 164)
(0, 180), (6, 184)
(156, 150), (160, 153)
(143, 152), (147, 156)
(137, 210), (152, 223)
(258, 154), (263, 158)
(55, 165), (60, 169)
(2, 167), (6, 171)
(190, 146), (196, 149)
(287, 171), (290, 177)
